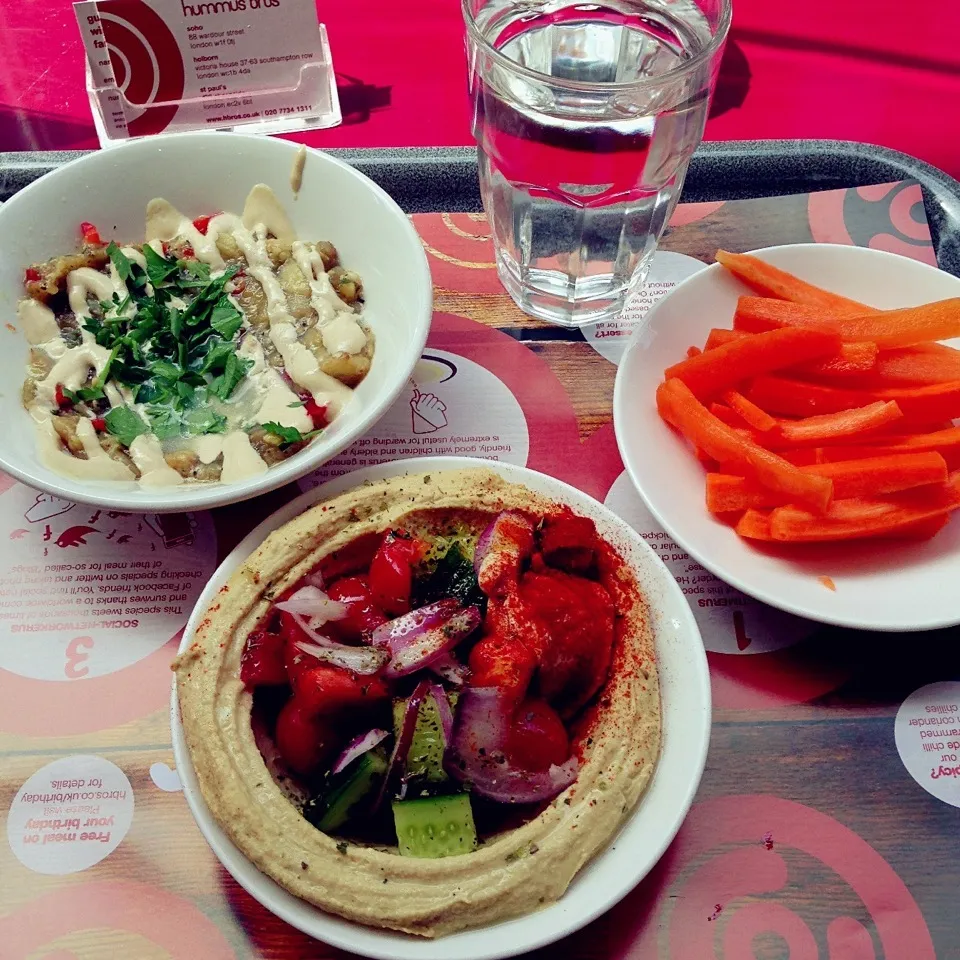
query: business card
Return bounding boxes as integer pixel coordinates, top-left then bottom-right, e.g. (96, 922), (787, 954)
(74, 0), (339, 142)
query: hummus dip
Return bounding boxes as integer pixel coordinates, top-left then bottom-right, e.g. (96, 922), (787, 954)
(174, 468), (660, 937)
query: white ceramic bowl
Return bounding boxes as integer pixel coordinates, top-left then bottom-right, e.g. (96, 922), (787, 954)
(170, 457), (711, 960)
(0, 133), (432, 512)
(614, 243), (960, 632)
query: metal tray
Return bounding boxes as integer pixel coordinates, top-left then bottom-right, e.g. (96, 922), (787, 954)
(2, 140), (959, 275)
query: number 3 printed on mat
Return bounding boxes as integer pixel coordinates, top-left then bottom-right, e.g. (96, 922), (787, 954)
(64, 636), (93, 679)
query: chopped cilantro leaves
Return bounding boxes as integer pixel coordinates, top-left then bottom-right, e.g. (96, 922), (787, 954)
(104, 406), (150, 446)
(261, 422), (321, 445)
(210, 297), (244, 340)
(143, 245), (180, 287)
(208, 352), (253, 400)
(106, 242), (134, 283)
(179, 259), (211, 281)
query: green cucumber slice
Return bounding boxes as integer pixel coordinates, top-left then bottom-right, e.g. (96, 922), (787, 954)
(304, 749), (387, 833)
(392, 793), (478, 858)
(392, 690), (458, 784)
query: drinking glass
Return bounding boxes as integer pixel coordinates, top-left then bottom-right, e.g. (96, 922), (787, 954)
(463, 0), (732, 327)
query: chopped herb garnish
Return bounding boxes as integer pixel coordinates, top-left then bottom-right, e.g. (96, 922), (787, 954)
(106, 242), (134, 283)
(208, 352), (253, 400)
(104, 406), (150, 446)
(143, 245), (180, 287)
(72, 247), (251, 446)
(288, 399), (306, 408)
(261, 421), (321, 445)
(210, 297), (244, 340)
(179, 259), (211, 281)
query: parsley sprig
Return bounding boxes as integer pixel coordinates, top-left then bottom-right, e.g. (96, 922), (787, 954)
(83, 243), (252, 446)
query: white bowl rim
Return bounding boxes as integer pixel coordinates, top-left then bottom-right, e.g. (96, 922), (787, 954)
(169, 456), (711, 960)
(0, 132), (432, 513)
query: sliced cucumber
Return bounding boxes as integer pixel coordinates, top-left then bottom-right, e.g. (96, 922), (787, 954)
(304, 749), (387, 833)
(392, 690), (458, 784)
(393, 794), (478, 858)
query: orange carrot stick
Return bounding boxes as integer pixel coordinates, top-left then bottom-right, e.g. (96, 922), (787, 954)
(705, 452), (948, 513)
(715, 251), (878, 315)
(776, 401), (903, 445)
(736, 509), (774, 540)
(723, 389), (777, 432)
(704, 328), (748, 350)
(791, 341), (878, 378)
(735, 293), (960, 348)
(656, 378), (833, 511)
(747, 376), (960, 425)
(664, 327), (841, 400)
(862, 343), (960, 386)
(768, 479), (960, 542)
(686, 345), (702, 358)
(734, 297), (842, 333)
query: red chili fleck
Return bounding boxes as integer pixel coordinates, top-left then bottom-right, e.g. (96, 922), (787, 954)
(23, 267), (41, 284)
(181, 245), (195, 259)
(303, 396), (328, 429)
(91, 417), (107, 432)
(54, 384), (71, 409)
(79, 222), (103, 245)
(161, 241), (170, 256)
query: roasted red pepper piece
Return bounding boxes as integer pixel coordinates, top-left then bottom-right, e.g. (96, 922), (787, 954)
(54, 384), (71, 409)
(274, 698), (339, 776)
(539, 512), (599, 575)
(367, 532), (423, 615)
(79, 222), (103, 245)
(325, 576), (387, 642)
(90, 417), (107, 432)
(192, 214), (213, 234)
(293, 664), (390, 717)
(240, 628), (288, 687)
(303, 396), (328, 429)
(505, 698), (569, 771)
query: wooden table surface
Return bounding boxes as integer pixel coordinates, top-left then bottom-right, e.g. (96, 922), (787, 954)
(1, 180), (957, 960)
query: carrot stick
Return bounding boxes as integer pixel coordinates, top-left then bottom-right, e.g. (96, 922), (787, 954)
(735, 293), (960, 348)
(716, 251), (878, 315)
(861, 343), (960, 386)
(656, 378), (833, 511)
(709, 402), (748, 429)
(768, 479), (960, 542)
(704, 328), (748, 350)
(686, 345), (702, 358)
(736, 509), (774, 540)
(724, 389), (777, 432)
(664, 327), (841, 400)
(705, 452), (948, 513)
(776, 401), (903, 445)
(734, 297), (842, 334)
(747, 376), (960, 425)
(877, 514), (950, 540)
(791, 341), (878, 378)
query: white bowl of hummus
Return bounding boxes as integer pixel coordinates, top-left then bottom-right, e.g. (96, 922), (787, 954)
(171, 458), (710, 959)
(0, 133), (431, 512)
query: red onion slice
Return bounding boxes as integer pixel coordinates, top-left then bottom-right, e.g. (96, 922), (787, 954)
(427, 682), (455, 744)
(430, 653), (470, 686)
(295, 639), (388, 676)
(381, 606), (481, 679)
(374, 679), (430, 811)
(332, 728), (390, 775)
(275, 585), (347, 625)
(371, 599), (460, 651)
(444, 687), (579, 804)
(474, 511), (535, 595)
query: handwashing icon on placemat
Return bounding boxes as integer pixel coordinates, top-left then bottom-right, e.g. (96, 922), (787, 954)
(410, 388), (448, 434)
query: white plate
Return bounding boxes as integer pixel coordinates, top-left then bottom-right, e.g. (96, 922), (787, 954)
(614, 243), (960, 632)
(170, 457), (710, 960)
(0, 132), (432, 512)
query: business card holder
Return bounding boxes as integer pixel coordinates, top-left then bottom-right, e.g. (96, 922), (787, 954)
(84, 25), (341, 147)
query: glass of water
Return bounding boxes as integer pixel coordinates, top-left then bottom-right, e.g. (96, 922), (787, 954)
(463, 0), (732, 327)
